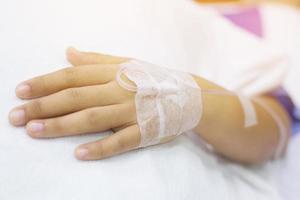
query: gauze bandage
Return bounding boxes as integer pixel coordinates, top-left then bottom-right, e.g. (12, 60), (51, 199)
(116, 60), (202, 147)
(116, 60), (287, 158)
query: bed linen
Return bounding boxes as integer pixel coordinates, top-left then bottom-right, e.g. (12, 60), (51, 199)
(0, 1), (298, 199)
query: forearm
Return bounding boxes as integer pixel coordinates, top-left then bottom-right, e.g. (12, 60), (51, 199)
(192, 75), (291, 164)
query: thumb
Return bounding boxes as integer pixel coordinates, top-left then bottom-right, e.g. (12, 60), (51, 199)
(66, 47), (128, 66)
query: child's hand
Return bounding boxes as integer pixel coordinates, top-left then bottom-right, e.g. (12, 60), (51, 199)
(9, 48), (144, 161)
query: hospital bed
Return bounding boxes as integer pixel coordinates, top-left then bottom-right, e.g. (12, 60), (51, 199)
(0, 0), (299, 199)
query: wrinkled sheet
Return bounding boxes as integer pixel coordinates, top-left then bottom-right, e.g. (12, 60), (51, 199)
(1, 0), (298, 199)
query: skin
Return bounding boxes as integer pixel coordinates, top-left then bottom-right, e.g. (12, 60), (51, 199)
(8, 48), (291, 164)
(192, 76), (291, 164)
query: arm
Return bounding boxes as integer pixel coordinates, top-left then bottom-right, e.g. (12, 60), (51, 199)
(192, 75), (291, 164)
(9, 48), (291, 164)
(70, 50), (291, 164)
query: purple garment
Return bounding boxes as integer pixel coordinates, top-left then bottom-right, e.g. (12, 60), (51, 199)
(221, 7), (264, 38)
(292, 109), (300, 134)
(220, 7), (299, 135)
(269, 88), (300, 135)
(219, 7), (299, 135)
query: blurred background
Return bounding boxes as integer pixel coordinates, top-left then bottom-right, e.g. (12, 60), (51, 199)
(197, 0), (300, 6)
(195, 1), (300, 200)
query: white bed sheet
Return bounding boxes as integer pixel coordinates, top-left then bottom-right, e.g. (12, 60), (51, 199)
(262, 4), (300, 200)
(0, 0), (296, 199)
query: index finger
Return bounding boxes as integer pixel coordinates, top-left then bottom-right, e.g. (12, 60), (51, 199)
(16, 64), (119, 99)
(66, 47), (128, 66)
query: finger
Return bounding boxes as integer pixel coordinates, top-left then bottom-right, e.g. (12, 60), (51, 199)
(75, 124), (141, 160)
(9, 82), (132, 126)
(66, 47), (128, 66)
(15, 64), (119, 99)
(26, 102), (136, 138)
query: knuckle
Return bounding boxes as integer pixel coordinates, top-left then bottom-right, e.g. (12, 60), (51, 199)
(124, 102), (137, 121)
(62, 68), (78, 85)
(35, 76), (48, 92)
(86, 110), (99, 127)
(113, 80), (135, 100)
(94, 143), (104, 158)
(66, 88), (82, 101)
(28, 100), (44, 116)
(50, 119), (64, 133)
(115, 136), (126, 152)
(127, 101), (136, 111)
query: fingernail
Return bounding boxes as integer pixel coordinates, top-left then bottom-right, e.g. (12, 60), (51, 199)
(28, 122), (44, 134)
(9, 109), (25, 126)
(16, 83), (31, 97)
(76, 148), (89, 159)
(67, 47), (82, 55)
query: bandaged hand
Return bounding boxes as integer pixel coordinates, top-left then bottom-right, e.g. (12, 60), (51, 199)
(8, 48), (202, 161)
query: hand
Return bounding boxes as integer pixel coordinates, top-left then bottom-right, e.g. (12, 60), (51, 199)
(9, 48), (143, 161)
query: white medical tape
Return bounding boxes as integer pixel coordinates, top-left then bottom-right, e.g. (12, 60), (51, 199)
(116, 60), (285, 159)
(116, 59), (203, 147)
(202, 89), (258, 127)
(237, 95), (258, 127)
(252, 98), (288, 159)
(202, 89), (287, 158)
